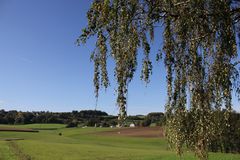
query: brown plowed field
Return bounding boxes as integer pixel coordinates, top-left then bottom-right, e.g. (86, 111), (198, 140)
(0, 127), (38, 132)
(99, 127), (164, 138)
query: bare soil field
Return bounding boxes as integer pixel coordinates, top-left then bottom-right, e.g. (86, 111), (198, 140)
(98, 127), (164, 138)
(0, 127), (38, 132)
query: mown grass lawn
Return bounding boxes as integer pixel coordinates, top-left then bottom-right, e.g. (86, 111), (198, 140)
(0, 124), (239, 160)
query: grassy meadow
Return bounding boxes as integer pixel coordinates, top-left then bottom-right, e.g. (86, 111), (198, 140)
(0, 124), (239, 160)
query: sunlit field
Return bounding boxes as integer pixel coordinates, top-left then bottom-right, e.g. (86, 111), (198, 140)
(0, 124), (239, 160)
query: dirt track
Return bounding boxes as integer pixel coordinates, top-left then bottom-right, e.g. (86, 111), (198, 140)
(99, 127), (164, 138)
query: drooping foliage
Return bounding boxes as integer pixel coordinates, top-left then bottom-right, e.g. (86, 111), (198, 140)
(78, 0), (240, 159)
(77, 0), (153, 125)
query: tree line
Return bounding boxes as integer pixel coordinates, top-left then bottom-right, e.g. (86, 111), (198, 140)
(0, 109), (165, 127)
(0, 109), (109, 125)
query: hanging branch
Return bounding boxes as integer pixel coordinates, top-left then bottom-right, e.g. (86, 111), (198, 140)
(78, 0), (240, 159)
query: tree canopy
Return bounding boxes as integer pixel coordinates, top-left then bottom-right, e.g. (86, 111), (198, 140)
(78, 0), (240, 159)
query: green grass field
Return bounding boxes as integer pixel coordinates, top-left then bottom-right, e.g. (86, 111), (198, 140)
(0, 124), (239, 160)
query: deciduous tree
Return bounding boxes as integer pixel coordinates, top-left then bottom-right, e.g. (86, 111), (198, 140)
(78, 1), (240, 159)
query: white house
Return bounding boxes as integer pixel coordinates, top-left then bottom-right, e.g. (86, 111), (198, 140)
(129, 123), (135, 127)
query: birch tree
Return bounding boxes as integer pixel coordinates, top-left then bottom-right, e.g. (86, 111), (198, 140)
(77, 0), (240, 159)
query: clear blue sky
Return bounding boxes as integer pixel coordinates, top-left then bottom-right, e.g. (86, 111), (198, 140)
(0, 0), (239, 115)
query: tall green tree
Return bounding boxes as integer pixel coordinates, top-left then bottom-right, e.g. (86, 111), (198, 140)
(78, 0), (240, 159)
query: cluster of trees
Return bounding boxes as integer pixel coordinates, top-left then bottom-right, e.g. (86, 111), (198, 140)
(129, 112), (165, 127)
